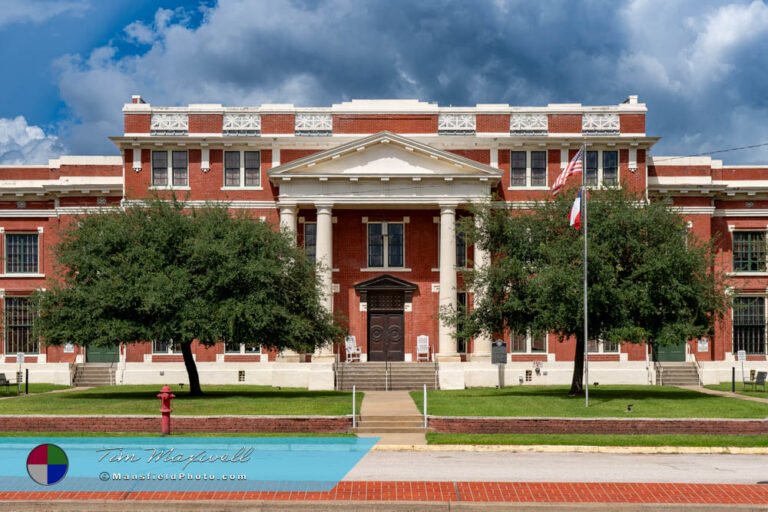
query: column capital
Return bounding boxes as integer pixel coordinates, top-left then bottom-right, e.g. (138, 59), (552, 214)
(315, 203), (334, 215)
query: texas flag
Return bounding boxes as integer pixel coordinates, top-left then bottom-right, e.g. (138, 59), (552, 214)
(569, 190), (582, 230)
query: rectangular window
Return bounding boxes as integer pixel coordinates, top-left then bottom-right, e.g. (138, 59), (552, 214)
(225, 340), (241, 353)
(456, 232), (467, 268)
(733, 231), (766, 272)
(530, 151), (547, 187)
(602, 150), (618, 186)
(304, 222), (317, 263)
(152, 151), (168, 186)
(586, 151), (598, 186)
(511, 330), (547, 353)
(225, 341), (260, 354)
(388, 223), (404, 267)
(244, 151), (261, 187)
(368, 223), (384, 267)
(224, 151), (241, 187)
(588, 339), (620, 353)
(172, 151), (188, 187)
(457, 292), (468, 353)
(5, 233), (38, 274)
(368, 222), (405, 268)
(510, 151), (527, 187)
(733, 296), (766, 354)
(153, 340), (182, 353)
(4, 297), (37, 354)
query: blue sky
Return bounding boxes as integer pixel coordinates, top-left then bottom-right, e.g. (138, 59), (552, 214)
(1, 0), (767, 164)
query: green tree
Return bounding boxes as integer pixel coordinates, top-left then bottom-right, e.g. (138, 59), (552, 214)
(460, 188), (727, 395)
(33, 199), (342, 395)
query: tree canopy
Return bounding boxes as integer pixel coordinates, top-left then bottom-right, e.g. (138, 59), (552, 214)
(33, 199), (342, 395)
(459, 188), (727, 395)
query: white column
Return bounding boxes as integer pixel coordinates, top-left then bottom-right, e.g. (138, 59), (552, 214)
(438, 205), (459, 360)
(279, 205), (297, 244)
(471, 215), (492, 361)
(314, 203), (335, 360)
(278, 204), (300, 362)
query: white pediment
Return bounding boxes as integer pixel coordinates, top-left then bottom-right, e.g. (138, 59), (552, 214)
(269, 132), (501, 181)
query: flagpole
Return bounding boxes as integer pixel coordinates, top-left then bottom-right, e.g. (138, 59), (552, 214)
(582, 142), (589, 408)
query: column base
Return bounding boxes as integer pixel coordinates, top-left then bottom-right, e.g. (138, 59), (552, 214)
(311, 354), (336, 362)
(277, 350), (302, 363)
(469, 353), (492, 362)
(436, 353), (461, 363)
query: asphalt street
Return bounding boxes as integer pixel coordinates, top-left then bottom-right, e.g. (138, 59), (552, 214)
(345, 451), (768, 484)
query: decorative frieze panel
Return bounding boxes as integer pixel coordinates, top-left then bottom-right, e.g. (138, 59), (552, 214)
(295, 113), (332, 136)
(150, 113), (188, 135)
(438, 113), (476, 134)
(582, 113), (619, 134)
(510, 113), (548, 135)
(223, 113), (261, 135)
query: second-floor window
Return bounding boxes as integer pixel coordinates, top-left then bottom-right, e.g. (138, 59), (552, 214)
(152, 150), (188, 187)
(368, 222), (404, 268)
(510, 150), (547, 187)
(304, 222), (317, 263)
(5, 233), (38, 274)
(588, 338), (620, 353)
(153, 340), (182, 353)
(224, 150), (261, 188)
(586, 150), (619, 187)
(733, 231), (766, 272)
(511, 331), (547, 353)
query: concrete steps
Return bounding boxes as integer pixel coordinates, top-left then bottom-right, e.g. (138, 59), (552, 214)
(657, 363), (700, 386)
(355, 414), (427, 434)
(73, 364), (114, 387)
(337, 362), (438, 390)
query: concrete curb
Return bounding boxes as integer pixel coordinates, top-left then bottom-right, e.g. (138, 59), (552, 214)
(371, 444), (768, 454)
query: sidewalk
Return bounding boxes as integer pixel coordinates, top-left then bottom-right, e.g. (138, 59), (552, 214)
(357, 390), (427, 446)
(1, 481), (767, 510)
(679, 385), (768, 404)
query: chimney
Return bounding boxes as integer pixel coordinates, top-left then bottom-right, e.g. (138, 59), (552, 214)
(131, 95), (146, 104)
(623, 95), (638, 105)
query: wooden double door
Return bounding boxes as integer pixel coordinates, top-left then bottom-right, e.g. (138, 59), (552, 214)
(368, 312), (405, 362)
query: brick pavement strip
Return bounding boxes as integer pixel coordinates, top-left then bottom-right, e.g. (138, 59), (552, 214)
(0, 482), (768, 506)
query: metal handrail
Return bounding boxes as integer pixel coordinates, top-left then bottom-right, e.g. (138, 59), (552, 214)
(691, 353), (703, 386)
(434, 357), (439, 390)
(385, 359), (390, 391)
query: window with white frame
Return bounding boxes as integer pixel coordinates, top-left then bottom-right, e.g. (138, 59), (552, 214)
(586, 150), (619, 187)
(588, 338), (620, 353)
(152, 150), (188, 187)
(224, 150), (261, 188)
(5, 233), (39, 274)
(733, 296), (766, 354)
(153, 340), (182, 353)
(510, 330), (547, 353)
(510, 150), (547, 188)
(225, 340), (261, 354)
(733, 231), (766, 272)
(4, 296), (38, 354)
(368, 222), (404, 268)
(304, 222), (317, 263)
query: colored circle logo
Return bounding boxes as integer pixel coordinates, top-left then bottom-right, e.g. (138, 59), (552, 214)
(26, 444), (68, 486)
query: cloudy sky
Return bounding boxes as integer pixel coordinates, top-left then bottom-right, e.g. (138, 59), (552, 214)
(1, 0), (767, 164)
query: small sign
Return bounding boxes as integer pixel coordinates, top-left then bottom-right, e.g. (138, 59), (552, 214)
(16, 352), (24, 365)
(64, 343), (75, 354)
(697, 338), (709, 353)
(737, 349), (747, 361)
(491, 339), (507, 365)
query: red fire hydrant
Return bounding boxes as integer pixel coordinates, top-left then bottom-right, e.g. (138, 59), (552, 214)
(157, 385), (175, 435)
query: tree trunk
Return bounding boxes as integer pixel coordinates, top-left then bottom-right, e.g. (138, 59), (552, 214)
(181, 341), (203, 396)
(569, 330), (585, 395)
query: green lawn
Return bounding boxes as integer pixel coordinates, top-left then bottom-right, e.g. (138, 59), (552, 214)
(0, 383), (71, 396)
(0, 385), (362, 416)
(411, 385), (768, 418)
(426, 433), (768, 447)
(706, 382), (768, 399)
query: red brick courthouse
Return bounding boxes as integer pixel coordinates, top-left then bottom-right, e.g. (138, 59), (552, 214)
(0, 95), (765, 389)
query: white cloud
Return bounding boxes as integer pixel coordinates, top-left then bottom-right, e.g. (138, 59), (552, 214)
(0, 0), (87, 28)
(0, 116), (66, 164)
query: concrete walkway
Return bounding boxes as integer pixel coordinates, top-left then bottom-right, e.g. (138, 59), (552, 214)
(679, 385), (768, 404)
(357, 390), (427, 446)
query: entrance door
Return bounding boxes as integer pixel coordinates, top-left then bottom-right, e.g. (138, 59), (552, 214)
(368, 313), (405, 361)
(653, 341), (686, 362)
(86, 343), (118, 363)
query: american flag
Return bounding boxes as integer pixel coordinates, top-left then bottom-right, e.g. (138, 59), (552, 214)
(551, 147), (584, 195)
